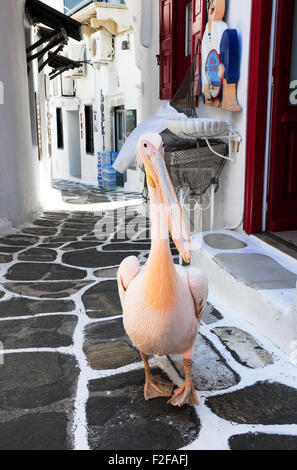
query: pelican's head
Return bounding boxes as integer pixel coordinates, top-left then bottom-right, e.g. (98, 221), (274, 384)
(137, 132), (191, 264)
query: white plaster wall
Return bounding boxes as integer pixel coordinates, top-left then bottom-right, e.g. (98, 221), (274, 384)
(197, 0), (252, 231)
(125, 0), (162, 120)
(0, 0), (52, 227)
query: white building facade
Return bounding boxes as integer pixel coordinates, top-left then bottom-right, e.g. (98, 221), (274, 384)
(49, 1), (142, 187)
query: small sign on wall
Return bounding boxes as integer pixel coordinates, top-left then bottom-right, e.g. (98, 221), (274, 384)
(35, 92), (42, 160)
(201, 0), (241, 112)
(125, 109), (137, 137)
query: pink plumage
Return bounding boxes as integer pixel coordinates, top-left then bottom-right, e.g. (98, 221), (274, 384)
(118, 133), (208, 407)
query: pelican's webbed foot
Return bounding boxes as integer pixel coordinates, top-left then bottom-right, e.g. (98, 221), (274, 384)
(168, 379), (199, 407)
(144, 375), (174, 401)
(168, 358), (199, 407)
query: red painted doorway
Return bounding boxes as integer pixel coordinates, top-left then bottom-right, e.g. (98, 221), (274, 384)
(267, 0), (297, 231)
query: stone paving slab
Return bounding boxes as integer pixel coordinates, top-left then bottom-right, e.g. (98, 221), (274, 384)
(0, 315), (77, 349)
(18, 248), (57, 262)
(23, 227), (58, 237)
(228, 432), (297, 450)
(62, 249), (140, 269)
(0, 412), (70, 450)
(204, 233), (248, 250)
(61, 241), (103, 251)
(84, 319), (140, 370)
(206, 382), (297, 424)
(5, 263), (87, 281)
(213, 327), (273, 368)
(0, 246), (24, 253)
(0, 234), (39, 247)
(4, 281), (92, 299)
(0, 297), (75, 318)
(43, 237), (79, 244)
(170, 334), (240, 391)
(103, 242), (151, 251)
(94, 267), (118, 279)
(34, 219), (62, 227)
(82, 281), (122, 318)
(87, 368), (200, 450)
(86, 341), (140, 370)
(0, 352), (79, 410)
(0, 254), (12, 263)
(84, 319), (126, 344)
(214, 253), (297, 290)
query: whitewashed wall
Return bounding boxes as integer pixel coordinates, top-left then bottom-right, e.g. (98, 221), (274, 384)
(197, 0), (252, 231)
(125, 0), (162, 120)
(0, 0), (52, 229)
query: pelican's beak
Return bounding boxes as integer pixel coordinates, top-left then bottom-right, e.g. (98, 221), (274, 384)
(143, 141), (191, 264)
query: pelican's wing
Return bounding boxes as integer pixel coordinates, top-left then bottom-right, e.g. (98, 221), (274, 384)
(187, 267), (209, 321)
(117, 256), (140, 306)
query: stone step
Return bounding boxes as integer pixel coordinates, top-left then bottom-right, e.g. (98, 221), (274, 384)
(191, 230), (297, 356)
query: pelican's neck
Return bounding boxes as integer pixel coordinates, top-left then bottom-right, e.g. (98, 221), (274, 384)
(143, 185), (177, 312)
(149, 186), (170, 250)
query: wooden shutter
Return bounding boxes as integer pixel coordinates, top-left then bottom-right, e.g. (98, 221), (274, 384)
(159, 0), (175, 100)
(192, 0), (206, 97)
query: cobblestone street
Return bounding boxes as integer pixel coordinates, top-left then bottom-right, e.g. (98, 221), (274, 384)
(0, 180), (297, 450)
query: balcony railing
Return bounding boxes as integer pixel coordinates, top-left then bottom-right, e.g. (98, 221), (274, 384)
(64, 0), (125, 16)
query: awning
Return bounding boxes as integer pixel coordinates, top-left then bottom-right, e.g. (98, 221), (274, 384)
(26, 0), (83, 42)
(47, 51), (82, 80)
(25, 0), (83, 72)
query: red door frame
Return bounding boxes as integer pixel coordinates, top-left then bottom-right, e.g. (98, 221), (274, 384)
(243, 0), (273, 234)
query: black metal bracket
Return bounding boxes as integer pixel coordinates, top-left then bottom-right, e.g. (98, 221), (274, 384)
(26, 27), (69, 64)
(38, 44), (64, 73)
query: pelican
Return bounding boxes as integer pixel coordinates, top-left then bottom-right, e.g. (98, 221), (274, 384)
(117, 133), (208, 407)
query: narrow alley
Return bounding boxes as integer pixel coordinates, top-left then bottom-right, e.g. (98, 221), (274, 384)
(0, 181), (296, 451)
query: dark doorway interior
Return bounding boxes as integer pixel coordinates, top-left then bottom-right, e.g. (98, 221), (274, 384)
(85, 105), (94, 155)
(175, 0), (193, 92)
(114, 106), (125, 153)
(56, 108), (64, 149)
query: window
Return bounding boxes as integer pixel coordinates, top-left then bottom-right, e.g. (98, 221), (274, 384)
(185, 2), (193, 57)
(114, 106), (125, 152)
(85, 105), (94, 155)
(56, 108), (64, 149)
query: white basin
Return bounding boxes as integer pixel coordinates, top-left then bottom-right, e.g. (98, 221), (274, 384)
(165, 118), (231, 139)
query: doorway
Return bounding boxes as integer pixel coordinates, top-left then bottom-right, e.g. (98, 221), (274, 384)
(114, 106), (126, 152)
(244, 0), (297, 242)
(67, 110), (81, 179)
(266, 0), (297, 233)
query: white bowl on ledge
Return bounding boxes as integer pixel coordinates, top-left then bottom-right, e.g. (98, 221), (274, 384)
(165, 118), (231, 140)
